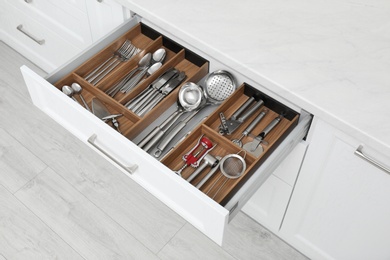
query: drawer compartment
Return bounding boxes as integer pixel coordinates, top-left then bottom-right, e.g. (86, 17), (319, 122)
(21, 17), (311, 245)
(161, 84), (299, 205)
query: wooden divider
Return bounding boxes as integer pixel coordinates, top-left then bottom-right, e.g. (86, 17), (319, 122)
(161, 84), (299, 204)
(52, 21), (299, 206)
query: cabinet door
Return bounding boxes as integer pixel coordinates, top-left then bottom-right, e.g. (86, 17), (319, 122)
(281, 119), (390, 260)
(86, 0), (128, 41)
(242, 142), (307, 233)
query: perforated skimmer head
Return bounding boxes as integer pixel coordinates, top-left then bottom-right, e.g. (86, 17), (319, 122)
(204, 70), (236, 104)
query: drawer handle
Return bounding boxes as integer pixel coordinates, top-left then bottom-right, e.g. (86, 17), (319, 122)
(354, 145), (390, 174)
(88, 134), (138, 174)
(17, 25), (45, 45)
(24, 0), (33, 3)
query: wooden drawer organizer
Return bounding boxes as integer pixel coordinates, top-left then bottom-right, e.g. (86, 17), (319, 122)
(161, 84), (299, 205)
(51, 22), (299, 206)
(53, 22), (209, 138)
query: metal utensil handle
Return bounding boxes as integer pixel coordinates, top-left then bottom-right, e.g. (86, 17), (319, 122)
(117, 67), (141, 92)
(85, 57), (114, 81)
(355, 145), (390, 174)
(138, 126), (161, 148)
(243, 110), (267, 135)
(196, 157), (221, 189)
(143, 129), (166, 152)
(91, 60), (121, 85)
(137, 110), (182, 148)
(206, 173), (223, 195)
(135, 91), (160, 115)
(88, 134), (138, 174)
(87, 58), (118, 83)
(137, 93), (164, 116)
(107, 68), (140, 97)
(124, 67), (148, 91)
(126, 87), (153, 110)
(187, 161), (208, 182)
(238, 99), (264, 122)
(156, 110), (200, 153)
(261, 115), (282, 137)
(17, 25), (45, 45)
(212, 178), (229, 199)
(133, 89), (159, 113)
(231, 97), (255, 120)
(78, 94), (91, 112)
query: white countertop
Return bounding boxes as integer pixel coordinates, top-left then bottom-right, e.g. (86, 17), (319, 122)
(117, 0), (390, 153)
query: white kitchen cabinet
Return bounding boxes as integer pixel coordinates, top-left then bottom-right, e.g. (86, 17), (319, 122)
(85, 0), (129, 41)
(280, 119), (390, 260)
(242, 142), (307, 233)
(21, 14), (312, 245)
(0, 0), (128, 72)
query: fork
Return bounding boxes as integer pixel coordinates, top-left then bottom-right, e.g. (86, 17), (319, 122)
(85, 40), (131, 81)
(87, 41), (141, 85)
(90, 45), (140, 85)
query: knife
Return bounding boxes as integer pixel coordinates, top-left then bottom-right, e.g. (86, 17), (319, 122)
(136, 71), (186, 116)
(127, 68), (178, 111)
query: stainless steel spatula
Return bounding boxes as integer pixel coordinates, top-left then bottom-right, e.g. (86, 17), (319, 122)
(91, 98), (122, 133)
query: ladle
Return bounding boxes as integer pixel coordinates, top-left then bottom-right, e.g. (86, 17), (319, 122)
(71, 83), (91, 111)
(122, 48), (166, 92)
(154, 70), (237, 157)
(106, 53), (152, 97)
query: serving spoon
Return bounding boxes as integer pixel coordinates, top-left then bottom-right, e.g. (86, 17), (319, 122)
(71, 83), (91, 111)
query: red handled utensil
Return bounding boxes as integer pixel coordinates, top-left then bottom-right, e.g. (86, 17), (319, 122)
(174, 135), (215, 176)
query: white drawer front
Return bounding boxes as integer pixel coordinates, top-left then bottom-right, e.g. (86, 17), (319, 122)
(20, 17), (312, 245)
(7, 0), (92, 49)
(1, 1), (81, 72)
(21, 64), (230, 245)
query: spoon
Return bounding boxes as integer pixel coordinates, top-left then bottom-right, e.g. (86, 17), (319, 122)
(112, 53), (152, 95)
(138, 82), (203, 151)
(71, 83), (91, 111)
(122, 48), (166, 92)
(62, 85), (79, 104)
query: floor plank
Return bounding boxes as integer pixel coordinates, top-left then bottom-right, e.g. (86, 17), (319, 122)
(0, 128), (47, 193)
(158, 223), (236, 260)
(0, 42), (46, 98)
(0, 45), (186, 254)
(14, 167), (158, 260)
(224, 212), (307, 260)
(0, 184), (83, 260)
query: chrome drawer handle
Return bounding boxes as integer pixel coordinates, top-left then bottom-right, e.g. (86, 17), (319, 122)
(17, 24), (45, 45)
(354, 145), (390, 175)
(88, 134), (138, 174)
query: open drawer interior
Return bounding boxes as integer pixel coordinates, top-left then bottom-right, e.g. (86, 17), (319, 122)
(53, 22), (209, 138)
(50, 21), (299, 207)
(161, 84), (299, 205)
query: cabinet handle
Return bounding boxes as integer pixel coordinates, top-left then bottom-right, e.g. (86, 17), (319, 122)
(17, 25), (45, 45)
(354, 145), (390, 175)
(88, 134), (138, 174)
(97, 0), (103, 2)
(24, 0), (33, 3)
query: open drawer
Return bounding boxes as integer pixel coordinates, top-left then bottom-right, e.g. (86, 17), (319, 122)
(21, 16), (312, 245)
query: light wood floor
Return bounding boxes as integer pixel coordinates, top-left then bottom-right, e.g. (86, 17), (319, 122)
(0, 41), (308, 260)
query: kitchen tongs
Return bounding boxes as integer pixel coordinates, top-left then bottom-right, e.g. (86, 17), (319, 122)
(219, 97), (264, 135)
